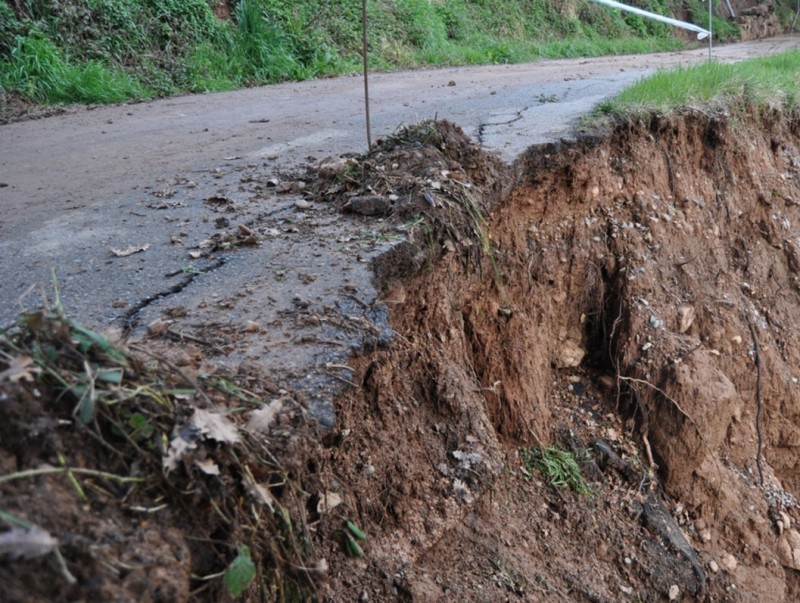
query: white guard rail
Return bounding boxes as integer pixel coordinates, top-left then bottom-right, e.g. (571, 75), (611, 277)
(589, 0), (711, 40)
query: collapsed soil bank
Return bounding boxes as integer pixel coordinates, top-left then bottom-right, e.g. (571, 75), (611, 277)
(315, 110), (800, 601)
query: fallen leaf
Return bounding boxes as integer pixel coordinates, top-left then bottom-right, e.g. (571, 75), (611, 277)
(0, 526), (58, 560)
(224, 545), (256, 598)
(110, 243), (150, 257)
(192, 408), (239, 443)
(245, 400), (282, 433)
(163, 433), (196, 472)
(0, 356), (39, 383)
(195, 458), (220, 476)
(206, 195), (234, 207)
(245, 479), (275, 511)
(317, 491), (343, 514)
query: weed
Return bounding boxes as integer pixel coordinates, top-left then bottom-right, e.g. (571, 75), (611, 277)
(523, 446), (593, 495)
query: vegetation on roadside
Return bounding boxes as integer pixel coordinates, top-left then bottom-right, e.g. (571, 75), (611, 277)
(594, 49), (800, 116)
(1, 0), (764, 106)
(0, 294), (320, 600)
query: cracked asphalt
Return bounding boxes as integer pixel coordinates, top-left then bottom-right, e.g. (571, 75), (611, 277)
(1, 37), (798, 334)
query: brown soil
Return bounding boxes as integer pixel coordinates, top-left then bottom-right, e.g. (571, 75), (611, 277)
(4, 108), (800, 602)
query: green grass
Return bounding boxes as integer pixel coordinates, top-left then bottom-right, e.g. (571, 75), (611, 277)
(523, 446), (593, 495)
(0, 35), (148, 104)
(595, 50), (800, 116)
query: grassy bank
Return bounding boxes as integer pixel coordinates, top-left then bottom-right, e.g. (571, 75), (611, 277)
(0, 1), (790, 106)
(595, 49), (800, 116)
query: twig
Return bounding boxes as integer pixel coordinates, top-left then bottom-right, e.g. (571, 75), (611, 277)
(745, 315), (765, 486)
(0, 466), (143, 485)
(165, 328), (226, 355)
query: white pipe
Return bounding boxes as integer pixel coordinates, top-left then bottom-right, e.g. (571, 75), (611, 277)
(589, 0), (711, 40)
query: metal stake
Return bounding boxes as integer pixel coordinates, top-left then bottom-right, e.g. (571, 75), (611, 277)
(362, 0), (372, 149)
(709, 0), (713, 60)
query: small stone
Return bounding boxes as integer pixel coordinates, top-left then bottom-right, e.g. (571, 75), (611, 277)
(556, 339), (586, 368)
(668, 584), (680, 600)
(147, 318), (169, 337)
(619, 585), (633, 595)
(731, 335), (743, 345)
(721, 553), (738, 572)
(344, 195), (391, 216)
(294, 199), (311, 210)
(677, 305), (695, 333)
(363, 464), (375, 476)
(709, 560), (719, 573)
(700, 528), (711, 542)
(242, 320), (260, 333)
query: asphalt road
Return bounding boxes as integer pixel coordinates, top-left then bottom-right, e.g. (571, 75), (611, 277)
(1, 37), (798, 329)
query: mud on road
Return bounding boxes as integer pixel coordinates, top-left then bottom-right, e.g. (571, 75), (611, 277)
(3, 38), (800, 603)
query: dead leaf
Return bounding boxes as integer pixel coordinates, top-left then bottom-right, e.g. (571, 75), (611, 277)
(110, 243), (150, 257)
(246, 400), (283, 434)
(317, 491), (343, 514)
(0, 526), (58, 560)
(195, 458), (220, 476)
(163, 433), (196, 472)
(0, 355), (39, 383)
(206, 195), (234, 207)
(192, 408), (239, 443)
(243, 474), (275, 511)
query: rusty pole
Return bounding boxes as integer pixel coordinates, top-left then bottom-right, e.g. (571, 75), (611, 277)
(362, 0), (372, 149)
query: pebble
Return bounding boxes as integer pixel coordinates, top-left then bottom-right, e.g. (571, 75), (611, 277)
(709, 560), (719, 573)
(721, 553), (738, 572)
(669, 584), (680, 600)
(295, 199), (311, 210)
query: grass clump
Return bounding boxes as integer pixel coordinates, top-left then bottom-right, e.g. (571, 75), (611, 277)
(524, 446), (593, 495)
(594, 50), (800, 116)
(0, 35), (147, 104)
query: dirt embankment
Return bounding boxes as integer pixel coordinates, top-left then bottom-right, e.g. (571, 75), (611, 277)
(312, 111), (800, 601)
(3, 109), (800, 602)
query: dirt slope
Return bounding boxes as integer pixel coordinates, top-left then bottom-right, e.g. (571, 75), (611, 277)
(308, 110), (800, 601)
(3, 107), (800, 601)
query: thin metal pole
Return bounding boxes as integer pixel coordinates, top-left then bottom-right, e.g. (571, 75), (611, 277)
(361, 0), (372, 149)
(708, 0), (713, 60)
